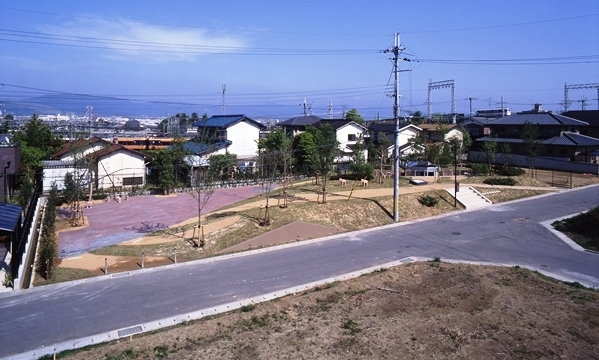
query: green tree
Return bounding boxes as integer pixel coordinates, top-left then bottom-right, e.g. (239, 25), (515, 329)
(369, 132), (391, 183)
(292, 131), (316, 176)
(258, 128), (293, 182)
(37, 184), (58, 279)
(483, 140), (497, 175)
(345, 108), (365, 125)
(155, 149), (175, 194)
(209, 153), (239, 184)
(521, 121), (543, 176)
(349, 138), (373, 180)
(306, 124), (339, 203)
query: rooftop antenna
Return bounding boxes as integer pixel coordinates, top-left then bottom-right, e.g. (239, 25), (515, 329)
(222, 84), (226, 115)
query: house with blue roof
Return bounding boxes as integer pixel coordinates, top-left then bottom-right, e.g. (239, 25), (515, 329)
(192, 114), (266, 160)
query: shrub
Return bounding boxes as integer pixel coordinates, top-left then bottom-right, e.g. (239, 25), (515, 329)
(496, 166), (525, 176)
(470, 163), (489, 176)
(483, 177), (517, 186)
(419, 195), (439, 207)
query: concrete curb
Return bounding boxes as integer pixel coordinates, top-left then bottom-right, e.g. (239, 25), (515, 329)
(11, 255), (598, 359)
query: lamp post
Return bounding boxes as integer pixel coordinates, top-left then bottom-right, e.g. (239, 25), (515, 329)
(454, 142), (458, 207)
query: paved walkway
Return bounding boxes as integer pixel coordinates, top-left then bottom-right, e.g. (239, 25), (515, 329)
(58, 186), (266, 257)
(57, 180), (562, 258)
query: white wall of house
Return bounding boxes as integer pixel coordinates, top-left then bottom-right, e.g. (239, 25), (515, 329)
(96, 150), (146, 190)
(445, 128), (464, 142)
(386, 126), (421, 158)
(336, 123), (368, 161)
(42, 166), (90, 192)
(224, 121), (262, 158)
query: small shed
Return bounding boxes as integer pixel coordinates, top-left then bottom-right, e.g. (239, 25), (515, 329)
(405, 160), (439, 177)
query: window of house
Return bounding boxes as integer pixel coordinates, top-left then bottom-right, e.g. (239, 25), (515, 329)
(123, 177), (143, 186)
(560, 148), (567, 155)
(546, 148), (553, 154)
(348, 134), (356, 141)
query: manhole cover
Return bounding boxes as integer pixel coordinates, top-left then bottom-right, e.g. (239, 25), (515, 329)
(515, 218), (529, 222)
(497, 221), (506, 224)
(540, 264), (549, 268)
(396, 250), (403, 253)
(451, 232), (461, 236)
(405, 245), (411, 248)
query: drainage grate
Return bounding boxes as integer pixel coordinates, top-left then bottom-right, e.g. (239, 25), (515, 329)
(118, 325), (143, 337)
(451, 232), (461, 236)
(540, 264), (549, 268)
(111, 271), (132, 279)
(396, 250), (403, 253)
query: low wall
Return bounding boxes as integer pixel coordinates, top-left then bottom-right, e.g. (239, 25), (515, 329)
(468, 151), (599, 174)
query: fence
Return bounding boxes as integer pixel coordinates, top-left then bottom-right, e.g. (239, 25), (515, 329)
(11, 174), (43, 285)
(468, 151), (599, 175)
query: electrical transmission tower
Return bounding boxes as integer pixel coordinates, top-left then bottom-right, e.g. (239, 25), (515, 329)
(427, 79), (456, 123)
(564, 83), (599, 111)
(299, 98), (312, 116)
(465, 94), (478, 118)
(327, 100), (333, 119)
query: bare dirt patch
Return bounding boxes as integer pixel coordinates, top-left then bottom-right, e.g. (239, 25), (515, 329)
(59, 262), (599, 360)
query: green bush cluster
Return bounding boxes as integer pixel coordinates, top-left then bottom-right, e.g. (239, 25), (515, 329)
(470, 163), (489, 176)
(483, 177), (517, 186)
(419, 195), (439, 207)
(552, 206), (599, 251)
(496, 166), (525, 176)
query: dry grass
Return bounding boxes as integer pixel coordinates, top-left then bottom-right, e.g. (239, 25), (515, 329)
(58, 262), (599, 360)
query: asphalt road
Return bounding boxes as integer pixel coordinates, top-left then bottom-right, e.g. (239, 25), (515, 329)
(1, 185), (598, 359)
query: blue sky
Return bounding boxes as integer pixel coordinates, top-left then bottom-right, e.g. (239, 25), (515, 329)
(0, 0), (598, 119)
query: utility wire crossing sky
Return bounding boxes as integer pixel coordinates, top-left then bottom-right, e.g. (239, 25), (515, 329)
(0, 1), (597, 119)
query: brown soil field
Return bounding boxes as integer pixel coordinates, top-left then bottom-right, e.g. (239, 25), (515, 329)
(59, 262), (599, 360)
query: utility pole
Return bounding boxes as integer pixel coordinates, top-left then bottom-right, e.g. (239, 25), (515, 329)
(465, 94), (478, 118)
(222, 84), (226, 115)
(578, 96), (588, 110)
(497, 96), (506, 117)
(383, 32), (409, 223)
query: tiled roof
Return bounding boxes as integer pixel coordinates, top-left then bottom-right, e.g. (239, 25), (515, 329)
(487, 113), (588, 126)
(51, 137), (108, 159)
(545, 132), (599, 146)
(562, 110), (599, 126)
(0, 201), (22, 232)
(193, 115), (266, 129)
(367, 123), (421, 133)
(89, 144), (148, 160)
(418, 123), (459, 131)
(182, 140), (232, 156)
(478, 132), (599, 147)
(278, 115), (322, 126)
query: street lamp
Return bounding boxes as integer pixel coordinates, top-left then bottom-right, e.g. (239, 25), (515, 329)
(454, 142), (458, 207)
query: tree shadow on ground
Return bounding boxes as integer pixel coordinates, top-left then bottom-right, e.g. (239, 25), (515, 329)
(206, 211), (238, 220)
(125, 222), (169, 233)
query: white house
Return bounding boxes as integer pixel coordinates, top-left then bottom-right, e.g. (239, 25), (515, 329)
(418, 123), (464, 143)
(43, 140), (148, 193)
(192, 114), (266, 160)
(367, 123), (423, 159)
(315, 119), (369, 163)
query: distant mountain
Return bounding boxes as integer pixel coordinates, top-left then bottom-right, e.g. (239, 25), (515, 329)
(1, 93), (204, 118)
(1, 93), (366, 120)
